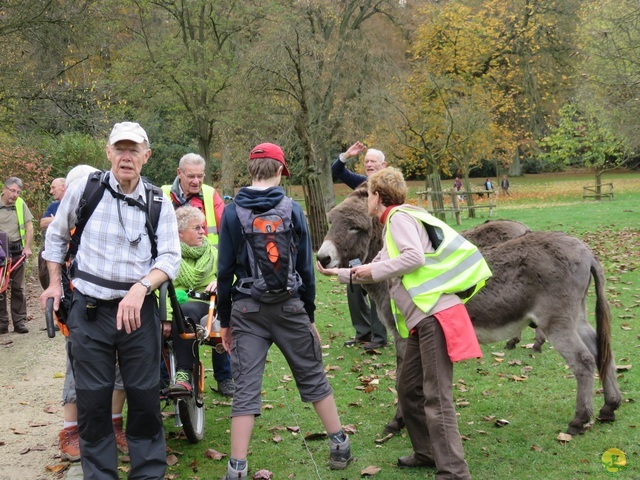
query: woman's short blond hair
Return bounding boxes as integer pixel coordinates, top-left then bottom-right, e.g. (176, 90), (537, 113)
(176, 206), (205, 232)
(368, 167), (407, 207)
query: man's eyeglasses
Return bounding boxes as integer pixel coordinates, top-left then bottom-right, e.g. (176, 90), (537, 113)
(5, 188), (21, 195)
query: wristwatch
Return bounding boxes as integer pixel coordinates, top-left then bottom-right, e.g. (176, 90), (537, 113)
(138, 278), (152, 296)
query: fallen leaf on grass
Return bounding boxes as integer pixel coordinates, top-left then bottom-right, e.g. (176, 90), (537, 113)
(616, 364), (632, 372)
(456, 401), (470, 408)
(361, 465), (382, 476)
(557, 432), (572, 443)
(482, 416), (496, 422)
(261, 404), (274, 410)
(495, 419), (510, 428)
(620, 323), (632, 331)
(205, 448), (226, 460)
(286, 426), (300, 433)
(511, 375), (528, 382)
(304, 432), (327, 441)
(531, 445), (542, 452)
(272, 434), (282, 443)
(374, 433), (394, 444)
(189, 458), (198, 472)
(252, 469), (274, 479)
(343, 424), (357, 434)
(166, 454), (179, 466)
(491, 352), (505, 357)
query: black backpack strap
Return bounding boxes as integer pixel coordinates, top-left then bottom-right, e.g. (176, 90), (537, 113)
(66, 171), (106, 262)
(67, 172), (164, 262)
(142, 180), (163, 259)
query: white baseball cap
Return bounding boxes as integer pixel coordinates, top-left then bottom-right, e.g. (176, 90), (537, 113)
(109, 122), (149, 145)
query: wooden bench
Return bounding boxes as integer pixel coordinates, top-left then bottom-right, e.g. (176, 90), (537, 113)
(582, 183), (613, 201)
(417, 189), (496, 224)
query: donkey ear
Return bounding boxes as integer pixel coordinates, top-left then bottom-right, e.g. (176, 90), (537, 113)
(352, 181), (369, 199)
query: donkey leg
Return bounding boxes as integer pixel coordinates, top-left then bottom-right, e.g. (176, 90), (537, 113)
(545, 327), (596, 435)
(504, 336), (521, 350)
(577, 321), (621, 423)
(532, 328), (546, 353)
(383, 335), (406, 435)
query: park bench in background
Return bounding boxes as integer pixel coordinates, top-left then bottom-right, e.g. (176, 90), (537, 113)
(582, 183), (613, 201)
(416, 189), (496, 225)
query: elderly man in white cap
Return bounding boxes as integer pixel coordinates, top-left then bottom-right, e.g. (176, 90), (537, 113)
(41, 122), (180, 479)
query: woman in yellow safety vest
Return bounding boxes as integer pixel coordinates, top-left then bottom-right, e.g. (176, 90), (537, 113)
(318, 167), (490, 479)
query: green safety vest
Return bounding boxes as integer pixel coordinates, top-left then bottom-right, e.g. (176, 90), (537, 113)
(385, 206), (492, 338)
(162, 183), (219, 246)
(15, 197), (26, 248)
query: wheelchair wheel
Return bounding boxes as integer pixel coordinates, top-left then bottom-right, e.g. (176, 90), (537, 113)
(178, 394), (205, 443)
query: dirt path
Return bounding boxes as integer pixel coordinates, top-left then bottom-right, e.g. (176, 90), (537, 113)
(0, 264), (67, 480)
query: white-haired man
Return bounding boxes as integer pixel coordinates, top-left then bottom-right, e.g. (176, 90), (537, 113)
(161, 153), (235, 397)
(41, 122), (180, 479)
(331, 141), (388, 351)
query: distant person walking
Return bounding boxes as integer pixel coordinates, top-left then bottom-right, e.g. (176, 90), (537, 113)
(501, 175), (510, 196)
(0, 177), (33, 334)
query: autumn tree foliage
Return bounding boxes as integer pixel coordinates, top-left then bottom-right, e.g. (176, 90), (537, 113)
(395, 0), (580, 179)
(539, 103), (629, 187)
(0, 141), (52, 220)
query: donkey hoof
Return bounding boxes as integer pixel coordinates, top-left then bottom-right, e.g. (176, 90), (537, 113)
(383, 418), (405, 436)
(597, 409), (616, 423)
(566, 424), (585, 436)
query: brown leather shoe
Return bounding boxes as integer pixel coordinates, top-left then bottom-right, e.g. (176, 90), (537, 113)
(397, 453), (436, 468)
(59, 427), (81, 462)
(113, 417), (129, 454)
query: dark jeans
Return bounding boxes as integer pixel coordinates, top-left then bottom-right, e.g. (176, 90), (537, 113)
(346, 284), (387, 344)
(175, 300), (231, 381)
(67, 290), (166, 480)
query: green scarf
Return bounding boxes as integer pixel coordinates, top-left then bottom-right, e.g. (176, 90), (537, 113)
(176, 239), (216, 290)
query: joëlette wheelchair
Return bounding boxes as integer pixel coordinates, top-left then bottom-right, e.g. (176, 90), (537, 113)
(158, 281), (223, 443)
(45, 280), (223, 444)
(0, 231), (26, 298)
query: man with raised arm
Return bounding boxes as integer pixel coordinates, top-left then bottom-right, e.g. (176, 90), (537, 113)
(332, 141), (388, 350)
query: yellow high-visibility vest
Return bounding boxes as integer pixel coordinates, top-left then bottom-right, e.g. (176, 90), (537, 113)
(15, 197), (26, 248)
(162, 183), (219, 246)
(385, 206), (492, 338)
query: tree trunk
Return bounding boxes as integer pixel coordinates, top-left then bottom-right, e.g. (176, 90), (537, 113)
(302, 175), (328, 251)
(427, 173), (445, 221)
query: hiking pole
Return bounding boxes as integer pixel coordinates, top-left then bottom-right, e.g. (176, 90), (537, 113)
(45, 298), (56, 338)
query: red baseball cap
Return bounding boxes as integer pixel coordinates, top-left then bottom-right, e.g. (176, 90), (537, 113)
(249, 143), (290, 177)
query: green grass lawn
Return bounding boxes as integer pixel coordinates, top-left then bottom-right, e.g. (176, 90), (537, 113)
(157, 170), (640, 480)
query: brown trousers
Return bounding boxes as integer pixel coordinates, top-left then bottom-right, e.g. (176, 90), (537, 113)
(398, 315), (471, 480)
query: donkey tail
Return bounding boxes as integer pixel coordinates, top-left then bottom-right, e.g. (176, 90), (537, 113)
(592, 256), (612, 383)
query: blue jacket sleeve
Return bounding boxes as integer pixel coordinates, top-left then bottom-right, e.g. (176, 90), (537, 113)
(292, 203), (316, 322)
(217, 205), (241, 328)
(331, 157), (367, 190)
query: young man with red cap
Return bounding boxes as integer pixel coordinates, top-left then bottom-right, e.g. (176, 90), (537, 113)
(217, 143), (352, 479)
